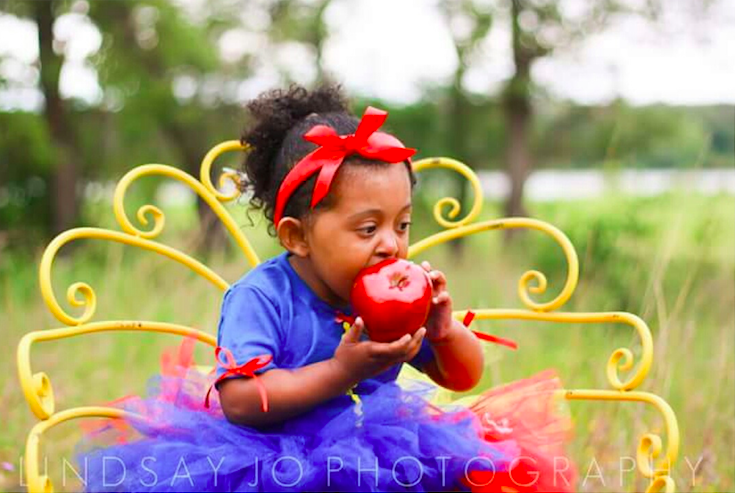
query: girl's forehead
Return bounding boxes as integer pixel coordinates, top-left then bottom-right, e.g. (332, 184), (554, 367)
(331, 164), (412, 213)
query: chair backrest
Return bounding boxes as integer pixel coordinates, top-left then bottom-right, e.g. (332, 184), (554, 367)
(17, 141), (679, 493)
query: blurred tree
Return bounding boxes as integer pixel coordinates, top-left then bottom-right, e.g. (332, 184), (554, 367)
(87, 0), (241, 253)
(1, 0), (731, 253)
(0, 0), (251, 251)
(532, 101), (726, 170)
(499, 0), (718, 223)
(0, 112), (55, 247)
(438, 0), (493, 255)
(267, 0), (333, 83)
(501, 0), (619, 220)
(29, 0), (82, 236)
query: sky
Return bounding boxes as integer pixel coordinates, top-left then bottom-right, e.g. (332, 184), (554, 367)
(1, 0), (734, 111)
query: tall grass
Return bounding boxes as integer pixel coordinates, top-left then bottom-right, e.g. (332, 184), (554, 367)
(1, 193), (733, 492)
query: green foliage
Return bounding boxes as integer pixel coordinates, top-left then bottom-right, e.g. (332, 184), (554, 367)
(358, 92), (508, 168)
(0, 0), (733, 248)
(0, 112), (55, 233)
(522, 194), (735, 311)
(534, 101), (730, 169)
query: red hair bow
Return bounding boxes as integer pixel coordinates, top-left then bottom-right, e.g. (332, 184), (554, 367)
(273, 106), (416, 225)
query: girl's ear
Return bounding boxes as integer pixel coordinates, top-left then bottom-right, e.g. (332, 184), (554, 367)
(276, 217), (310, 257)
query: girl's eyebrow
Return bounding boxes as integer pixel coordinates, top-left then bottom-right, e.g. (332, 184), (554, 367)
(347, 203), (412, 221)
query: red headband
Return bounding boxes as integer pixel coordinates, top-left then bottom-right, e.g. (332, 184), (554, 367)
(272, 106), (416, 225)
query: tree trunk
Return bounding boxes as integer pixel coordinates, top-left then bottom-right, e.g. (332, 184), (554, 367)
(98, 2), (227, 255)
(35, 0), (79, 236)
(167, 123), (229, 256)
(448, 76), (469, 257)
(502, 0), (533, 240)
(503, 94), (531, 219)
(311, 0), (331, 83)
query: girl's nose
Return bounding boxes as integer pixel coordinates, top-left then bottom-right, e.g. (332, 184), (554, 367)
(376, 232), (400, 258)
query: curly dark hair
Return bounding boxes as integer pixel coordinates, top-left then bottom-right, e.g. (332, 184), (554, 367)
(239, 83), (416, 236)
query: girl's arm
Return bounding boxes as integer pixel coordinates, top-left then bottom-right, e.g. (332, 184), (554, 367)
(218, 358), (354, 426)
(419, 261), (484, 391)
(218, 319), (426, 427)
(423, 318), (484, 391)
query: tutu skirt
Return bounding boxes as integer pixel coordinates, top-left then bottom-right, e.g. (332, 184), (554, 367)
(76, 341), (576, 492)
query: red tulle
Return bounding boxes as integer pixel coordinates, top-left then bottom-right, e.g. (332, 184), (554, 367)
(464, 369), (577, 492)
(80, 337), (216, 444)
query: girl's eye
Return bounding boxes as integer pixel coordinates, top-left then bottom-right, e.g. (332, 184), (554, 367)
(360, 225), (377, 235)
(399, 221), (412, 231)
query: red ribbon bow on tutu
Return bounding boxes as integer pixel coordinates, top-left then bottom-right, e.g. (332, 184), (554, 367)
(204, 347), (273, 412)
(273, 106), (416, 225)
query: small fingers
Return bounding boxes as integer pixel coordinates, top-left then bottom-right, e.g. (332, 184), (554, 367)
(387, 332), (412, 351)
(371, 328), (426, 361)
(405, 327), (427, 359)
(421, 260), (432, 272)
(370, 333), (412, 359)
(412, 327), (427, 344)
(429, 269), (447, 290)
(433, 291), (450, 305)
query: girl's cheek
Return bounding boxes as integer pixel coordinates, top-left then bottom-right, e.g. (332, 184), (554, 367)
(398, 239), (409, 257)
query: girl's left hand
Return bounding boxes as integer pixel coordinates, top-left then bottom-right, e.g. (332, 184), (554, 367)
(420, 261), (454, 343)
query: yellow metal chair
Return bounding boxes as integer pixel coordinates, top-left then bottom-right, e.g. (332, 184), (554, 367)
(17, 141), (679, 493)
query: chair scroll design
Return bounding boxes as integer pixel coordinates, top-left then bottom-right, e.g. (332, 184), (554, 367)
(17, 141), (679, 493)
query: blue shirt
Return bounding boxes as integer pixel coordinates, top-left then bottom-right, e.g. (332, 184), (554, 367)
(215, 252), (435, 394)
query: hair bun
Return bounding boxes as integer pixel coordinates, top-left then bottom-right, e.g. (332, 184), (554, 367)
(239, 83), (351, 227)
(243, 84), (348, 146)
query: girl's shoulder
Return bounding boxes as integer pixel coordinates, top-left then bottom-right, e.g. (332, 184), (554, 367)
(226, 252), (294, 306)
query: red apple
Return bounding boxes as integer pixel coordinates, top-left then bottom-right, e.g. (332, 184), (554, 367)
(350, 258), (433, 343)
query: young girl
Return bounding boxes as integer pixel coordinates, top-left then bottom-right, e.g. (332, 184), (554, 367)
(77, 84), (576, 492)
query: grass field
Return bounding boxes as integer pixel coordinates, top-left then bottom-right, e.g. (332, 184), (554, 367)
(1, 192), (733, 492)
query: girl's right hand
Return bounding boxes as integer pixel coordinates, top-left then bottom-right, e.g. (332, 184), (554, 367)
(333, 316), (426, 384)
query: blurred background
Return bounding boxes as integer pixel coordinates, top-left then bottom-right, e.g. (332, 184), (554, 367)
(1, 0), (733, 491)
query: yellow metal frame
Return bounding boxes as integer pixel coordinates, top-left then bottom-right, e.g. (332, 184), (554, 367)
(16, 141), (679, 493)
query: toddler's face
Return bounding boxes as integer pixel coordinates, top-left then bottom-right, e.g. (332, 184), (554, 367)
(305, 162), (413, 306)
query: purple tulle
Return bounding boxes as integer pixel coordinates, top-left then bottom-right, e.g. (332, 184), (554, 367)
(75, 373), (514, 492)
